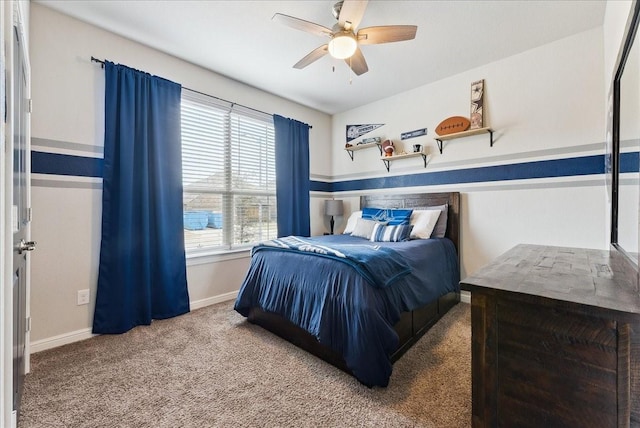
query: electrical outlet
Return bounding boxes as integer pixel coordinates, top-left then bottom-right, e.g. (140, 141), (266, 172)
(77, 289), (90, 305)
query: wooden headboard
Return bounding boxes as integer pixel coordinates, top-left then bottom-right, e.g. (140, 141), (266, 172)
(360, 192), (460, 255)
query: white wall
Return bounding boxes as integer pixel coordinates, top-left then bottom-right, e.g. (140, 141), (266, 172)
(603, 1), (633, 93)
(329, 27), (607, 278)
(28, 3), (331, 349)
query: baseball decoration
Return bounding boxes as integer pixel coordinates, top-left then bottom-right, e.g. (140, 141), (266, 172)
(381, 139), (395, 157)
(470, 79), (484, 129)
(435, 116), (471, 136)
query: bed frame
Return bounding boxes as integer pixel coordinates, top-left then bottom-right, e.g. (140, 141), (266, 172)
(247, 192), (461, 377)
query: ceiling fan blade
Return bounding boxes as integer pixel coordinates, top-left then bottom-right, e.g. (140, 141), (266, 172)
(272, 13), (332, 37)
(294, 45), (329, 69)
(338, 0), (369, 31)
(345, 47), (368, 76)
(357, 25), (418, 45)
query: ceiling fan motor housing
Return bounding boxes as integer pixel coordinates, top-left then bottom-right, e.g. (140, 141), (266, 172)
(332, 1), (344, 20)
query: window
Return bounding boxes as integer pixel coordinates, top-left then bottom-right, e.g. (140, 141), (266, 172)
(181, 90), (277, 254)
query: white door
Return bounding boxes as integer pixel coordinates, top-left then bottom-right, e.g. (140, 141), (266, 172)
(11, 16), (32, 419)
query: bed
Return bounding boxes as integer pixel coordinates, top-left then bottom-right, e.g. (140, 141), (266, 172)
(234, 192), (461, 387)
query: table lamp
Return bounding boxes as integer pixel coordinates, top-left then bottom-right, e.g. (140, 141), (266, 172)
(324, 200), (344, 235)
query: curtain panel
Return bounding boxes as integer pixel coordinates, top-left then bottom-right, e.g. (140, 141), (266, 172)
(93, 61), (190, 334)
(273, 115), (311, 237)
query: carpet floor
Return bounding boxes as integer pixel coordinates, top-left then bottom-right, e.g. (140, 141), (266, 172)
(19, 301), (471, 427)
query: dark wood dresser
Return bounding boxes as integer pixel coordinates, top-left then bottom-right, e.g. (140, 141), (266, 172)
(461, 244), (640, 427)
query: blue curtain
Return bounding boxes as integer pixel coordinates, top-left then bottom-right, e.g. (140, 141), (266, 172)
(93, 61), (190, 334)
(273, 115), (311, 237)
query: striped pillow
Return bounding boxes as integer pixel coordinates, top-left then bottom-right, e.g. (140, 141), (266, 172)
(370, 223), (414, 242)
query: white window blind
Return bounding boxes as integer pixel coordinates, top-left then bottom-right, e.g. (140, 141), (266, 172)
(181, 90), (277, 254)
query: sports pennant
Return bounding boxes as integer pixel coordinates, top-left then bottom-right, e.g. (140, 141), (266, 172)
(346, 124), (385, 142)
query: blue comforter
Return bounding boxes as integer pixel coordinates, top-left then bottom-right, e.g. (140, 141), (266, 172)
(234, 234), (460, 387)
(252, 236), (411, 288)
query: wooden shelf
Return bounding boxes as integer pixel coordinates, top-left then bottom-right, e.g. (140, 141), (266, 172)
(344, 142), (382, 160)
(380, 152), (428, 172)
(345, 141), (429, 172)
(434, 127), (494, 154)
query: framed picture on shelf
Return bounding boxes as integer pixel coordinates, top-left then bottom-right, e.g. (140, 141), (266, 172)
(470, 79), (484, 129)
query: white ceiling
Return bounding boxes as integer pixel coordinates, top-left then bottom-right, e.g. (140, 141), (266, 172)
(36, 0), (606, 115)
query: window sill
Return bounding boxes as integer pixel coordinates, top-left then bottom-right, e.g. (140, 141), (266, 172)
(186, 247), (251, 267)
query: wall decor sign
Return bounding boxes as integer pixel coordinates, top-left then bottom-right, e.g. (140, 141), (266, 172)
(470, 79), (484, 129)
(401, 128), (427, 140)
(346, 124), (385, 142)
(361, 136), (381, 144)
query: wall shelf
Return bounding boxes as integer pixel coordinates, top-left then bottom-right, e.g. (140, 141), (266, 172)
(380, 152), (428, 172)
(434, 127), (494, 154)
(344, 141), (382, 160)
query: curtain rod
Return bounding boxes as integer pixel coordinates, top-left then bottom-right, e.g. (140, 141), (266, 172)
(90, 56), (312, 129)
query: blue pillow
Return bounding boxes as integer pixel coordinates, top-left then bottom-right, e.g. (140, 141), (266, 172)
(362, 207), (413, 226)
(370, 223), (414, 242)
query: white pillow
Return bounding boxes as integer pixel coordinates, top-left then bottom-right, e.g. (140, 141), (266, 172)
(350, 218), (378, 240)
(409, 210), (441, 239)
(342, 210), (362, 234)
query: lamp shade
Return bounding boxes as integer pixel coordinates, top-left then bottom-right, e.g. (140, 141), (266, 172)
(328, 32), (357, 59)
(324, 199), (344, 216)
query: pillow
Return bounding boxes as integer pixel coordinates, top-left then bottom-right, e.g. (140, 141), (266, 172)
(342, 211), (362, 234)
(350, 218), (379, 240)
(412, 204), (448, 238)
(370, 223), (414, 242)
(409, 209), (441, 239)
(362, 208), (413, 226)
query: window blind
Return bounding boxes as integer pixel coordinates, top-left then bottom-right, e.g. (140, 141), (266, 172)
(181, 90), (277, 253)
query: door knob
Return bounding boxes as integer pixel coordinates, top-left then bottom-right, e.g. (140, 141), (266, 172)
(17, 239), (36, 254)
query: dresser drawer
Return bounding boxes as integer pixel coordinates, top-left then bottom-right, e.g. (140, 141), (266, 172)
(495, 300), (618, 427)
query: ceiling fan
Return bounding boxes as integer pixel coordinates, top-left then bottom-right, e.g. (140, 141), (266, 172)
(273, 0), (417, 76)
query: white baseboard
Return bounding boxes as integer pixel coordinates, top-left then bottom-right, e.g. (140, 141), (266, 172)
(32, 289), (461, 353)
(30, 327), (96, 354)
(460, 290), (471, 304)
(190, 290), (238, 310)
(30, 291), (240, 354)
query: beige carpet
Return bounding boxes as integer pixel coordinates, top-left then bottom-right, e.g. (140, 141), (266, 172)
(19, 301), (471, 428)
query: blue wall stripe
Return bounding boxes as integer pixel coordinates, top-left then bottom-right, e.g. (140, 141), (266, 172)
(310, 180), (332, 192)
(621, 151), (639, 173)
(32, 151), (103, 178)
(31, 150), (640, 192)
(331, 154), (607, 192)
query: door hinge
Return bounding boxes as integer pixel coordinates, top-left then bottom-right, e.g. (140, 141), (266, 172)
(26, 317), (31, 333)
(28, 98), (32, 113)
(27, 207), (32, 222)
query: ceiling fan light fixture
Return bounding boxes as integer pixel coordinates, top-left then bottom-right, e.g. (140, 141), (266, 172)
(328, 32), (357, 59)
